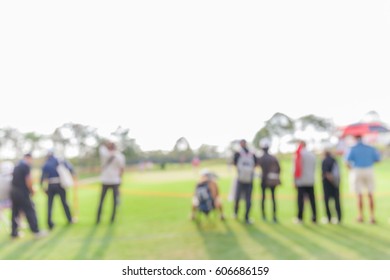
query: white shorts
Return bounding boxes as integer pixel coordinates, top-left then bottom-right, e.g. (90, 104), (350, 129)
(350, 168), (375, 194)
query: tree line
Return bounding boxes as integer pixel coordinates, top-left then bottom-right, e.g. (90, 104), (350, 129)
(0, 113), (337, 166)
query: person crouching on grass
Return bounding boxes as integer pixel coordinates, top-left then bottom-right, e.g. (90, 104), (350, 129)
(191, 169), (225, 221)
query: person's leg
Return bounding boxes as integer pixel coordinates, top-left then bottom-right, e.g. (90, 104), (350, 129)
(11, 194), (20, 237)
(20, 196), (39, 233)
(334, 187), (341, 222)
(234, 182), (242, 218)
(244, 183), (253, 223)
(297, 187), (304, 221)
(47, 186), (55, 229)
(58, 185), (73, 223)
(366, 168), (376, 223)
(368, 193), (375, 223)
(354, 169), (364, 222)
(323, 182), (331, 222)
(357, 193), (363, 222)
(111, 185), (119, 223)
(261, 185), (266, 220)
(214, 197), (225, 220)
(307, 186), (317, 223)
(270, 186), (277, 222)
(96, 185), (109, 224)
(191, 196), (198, 220)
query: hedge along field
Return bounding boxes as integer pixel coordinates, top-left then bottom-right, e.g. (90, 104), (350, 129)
(1, 156), (390, 260)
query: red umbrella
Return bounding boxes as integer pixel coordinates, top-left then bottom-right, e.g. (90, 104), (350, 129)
(340, 122), (389, 138)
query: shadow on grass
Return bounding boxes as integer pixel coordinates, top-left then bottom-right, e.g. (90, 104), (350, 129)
(25, 225), (72, 259)
(73, 225), (99, 259)
(2, 225), (74, 260)
(0, 237), (11, 252)
(276, 223), (341, 259)
(242, 222), (303, 259)
(195, 216), (250, 260)
(91, 224), (115, 260)
(307, 224), (390, 259)
(3, 239), (39, 259)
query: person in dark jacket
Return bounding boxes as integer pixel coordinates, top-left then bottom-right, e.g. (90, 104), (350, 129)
(322, 150), (341, 224)
(40, 150), (75, 230)
(11, 153), (46, 238)
(258, 141), (281, 223)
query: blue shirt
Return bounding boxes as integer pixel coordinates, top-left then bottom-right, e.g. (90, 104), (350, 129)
(40, 156), (74, 184)
(346, 141), (380, 168)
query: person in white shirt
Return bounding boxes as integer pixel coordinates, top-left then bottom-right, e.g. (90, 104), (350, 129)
(96, 141), (125, 224)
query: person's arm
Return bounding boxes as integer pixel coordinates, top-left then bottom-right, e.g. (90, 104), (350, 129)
(99, 144), (110, 158)
(40, 165), (48, 192)
(275, 158), (281, 173)
(26, 173), (34, 195)
(209, 181), (219, 199)
(64, 160), (77, 182)
(119, 153), (126, 178)
(345, 149), (353, 169)
(64, 160), (75, 174)
(233, 152), (240, 166)
(323, 159), (333, 181)
(374, 148), (381, 163)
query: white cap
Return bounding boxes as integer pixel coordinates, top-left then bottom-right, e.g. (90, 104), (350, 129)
(260, 138), (271, 149)
(200, 168), (218, 180)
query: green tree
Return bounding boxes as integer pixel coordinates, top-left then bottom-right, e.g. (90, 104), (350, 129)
(170, 137), (194, 163)
(197, 144), (220, 160)
(111, 127), (141, 163)
(24, 132), (42, 155)
(296, 114), (333, 132)
(252, 127), (271, 149)
(1, 127), (23, 158)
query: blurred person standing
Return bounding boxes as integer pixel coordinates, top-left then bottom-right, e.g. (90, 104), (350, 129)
(96, 140), (125, 224)
(41, 150), (75, 230)
(233, 139), (257, 224)
(293, 141), (317, 224)
(321, 150), (341, 224)
(257, 140), (281, 223)
(346, 135), (380, 224)
(11, 153), (46, 238)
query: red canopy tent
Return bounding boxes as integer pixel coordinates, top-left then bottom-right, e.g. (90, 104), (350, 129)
(339, 122), (389, 138)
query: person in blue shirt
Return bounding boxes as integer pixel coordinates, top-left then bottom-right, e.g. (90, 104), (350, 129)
(346, 135), (380, 224)
(40, 150), (75, 230)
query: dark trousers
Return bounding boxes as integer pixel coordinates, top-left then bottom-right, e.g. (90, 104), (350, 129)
(234, 182), (253, 221)
(48, 184), (72, 228)
(97, 184), (119, 223)
(297, 186), (317, 222)
(323, 180), (341, 222)
(10, 189), (39, 236)
(261, 184), (276, 219)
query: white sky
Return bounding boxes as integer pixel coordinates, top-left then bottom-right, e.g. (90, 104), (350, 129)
(1, 1), (390, 151)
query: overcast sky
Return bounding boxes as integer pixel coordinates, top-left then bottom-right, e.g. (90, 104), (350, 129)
(1, 1), (390, 151)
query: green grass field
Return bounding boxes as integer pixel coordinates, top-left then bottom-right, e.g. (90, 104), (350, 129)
(1, 157), (390, 260)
